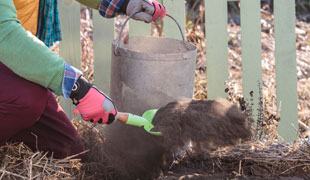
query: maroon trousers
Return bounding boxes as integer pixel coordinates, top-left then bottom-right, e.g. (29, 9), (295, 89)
(0, 62), (84, 159)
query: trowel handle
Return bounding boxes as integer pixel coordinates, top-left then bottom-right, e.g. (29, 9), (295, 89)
(117, 112), (129, 124)
(117, 112), (163, 136)
(114, 13), (189, 55)
(117, 112), (152, 128)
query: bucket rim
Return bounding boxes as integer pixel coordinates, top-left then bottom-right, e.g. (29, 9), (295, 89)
(112, 36), (197, 60)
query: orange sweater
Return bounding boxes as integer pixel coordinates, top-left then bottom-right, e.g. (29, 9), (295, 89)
(13, 0), (39, 35)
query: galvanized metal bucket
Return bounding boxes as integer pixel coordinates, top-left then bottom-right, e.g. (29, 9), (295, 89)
(111, 14), (197, 115)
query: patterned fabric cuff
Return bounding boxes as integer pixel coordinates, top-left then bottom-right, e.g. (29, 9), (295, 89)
(98, 0), (125, 18)
(62, 63), (83, 99)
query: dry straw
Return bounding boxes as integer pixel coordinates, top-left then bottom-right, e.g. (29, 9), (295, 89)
(169, 141), (310, 178)
(0, 142), (86, 179)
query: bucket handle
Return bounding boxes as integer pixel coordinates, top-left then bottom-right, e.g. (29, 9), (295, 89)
(115, 13), (190, 56)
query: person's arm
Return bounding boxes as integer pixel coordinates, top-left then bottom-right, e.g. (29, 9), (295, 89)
(0, 0), (81, 97)
(76, 0), (126, 18)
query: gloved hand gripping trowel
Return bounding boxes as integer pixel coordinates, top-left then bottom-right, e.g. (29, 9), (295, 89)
(117, 110), (162, 136)
(70, 76), (162, 136)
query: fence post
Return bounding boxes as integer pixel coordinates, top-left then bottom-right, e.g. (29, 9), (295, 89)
(205, 0), (229, 100)
(240, 0), (263, 124)
(93, 12), (115, 95)
(58, 0), (81, 120)
(163, 0), (186, 39)
(274, 0), (298, 141)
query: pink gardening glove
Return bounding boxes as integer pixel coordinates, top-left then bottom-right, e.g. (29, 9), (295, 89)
(149, 0), (167, 21)
(70, 77), (118, 124)
(126, 0), (167, 23)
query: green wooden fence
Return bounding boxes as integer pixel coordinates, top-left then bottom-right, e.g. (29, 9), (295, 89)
(58, 0), (298, 141)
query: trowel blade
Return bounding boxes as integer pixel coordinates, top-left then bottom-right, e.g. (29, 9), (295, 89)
(142, 109), (158, 123)
(142, 109), (162, 136)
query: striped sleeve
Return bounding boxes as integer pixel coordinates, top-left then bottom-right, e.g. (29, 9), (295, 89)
(98, 0), (125, 18)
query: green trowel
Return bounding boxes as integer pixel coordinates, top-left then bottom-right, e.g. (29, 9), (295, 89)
(117, 110), (162, 136)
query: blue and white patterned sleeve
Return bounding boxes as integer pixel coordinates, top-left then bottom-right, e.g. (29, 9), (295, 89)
(62, 63), (83, 99)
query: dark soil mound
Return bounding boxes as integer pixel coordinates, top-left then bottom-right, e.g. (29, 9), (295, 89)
(153, 98), (253, 153)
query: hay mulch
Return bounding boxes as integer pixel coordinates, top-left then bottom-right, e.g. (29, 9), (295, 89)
(0, 142), (85, 179)
(3, 140), (310, 179)
(164, 141), (310, 179)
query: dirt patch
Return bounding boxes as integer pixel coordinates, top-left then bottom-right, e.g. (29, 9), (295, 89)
(153, 98), (253, 154)
(101, 123), (165, 179)
(92, 98), (252, 179)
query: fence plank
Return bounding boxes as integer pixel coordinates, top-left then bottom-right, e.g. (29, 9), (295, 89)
(129, 21), (151, 36)
(274, 0), (298, 141)
(240, 0), (262, 122)
(58, 0), (81, 120)
(205, 0), (229, 99)
(163, 0), (185, 39)
(93, 12), (114, 95)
